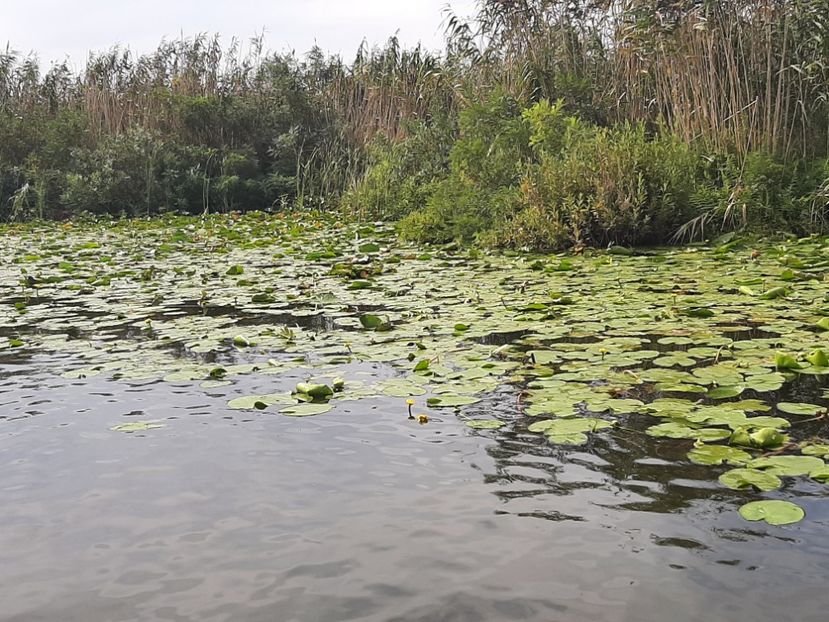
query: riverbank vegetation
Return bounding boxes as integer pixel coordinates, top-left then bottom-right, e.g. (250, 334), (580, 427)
(2, 1), (829, 249)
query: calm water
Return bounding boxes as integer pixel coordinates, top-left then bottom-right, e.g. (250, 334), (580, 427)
(1, 351), (827, 622)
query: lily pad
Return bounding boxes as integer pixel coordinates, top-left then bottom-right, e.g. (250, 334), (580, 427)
(687, 444), (752, 466)
(228, 393), (294, 410)
(279, 403), (333, 417)
(466, 419), (505, 430)
(738, 500), (805, 526)
(749, 455), (826, 476)
(719, 468), (782, 492)
(111, 421), (165, 433)
(776, 402), (824, 416)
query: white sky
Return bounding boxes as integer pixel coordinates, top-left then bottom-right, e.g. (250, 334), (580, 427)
(1, 0), (479, 69)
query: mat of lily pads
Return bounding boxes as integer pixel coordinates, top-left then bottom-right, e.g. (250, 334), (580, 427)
(2, 213), (828, 526)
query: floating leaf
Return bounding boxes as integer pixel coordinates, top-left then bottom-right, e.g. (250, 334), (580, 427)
(426, 394), (480, 408)
(707, 385), (745, 400)
(806, 349), (829, 368)
(800, 444), (829, 457)
(687, 444), (751, 466)
(359, 314), (390, 331)
(466, 419), (504, 430)
(774, 353), (802, 370)
(777, 402), (823, 416)
(414, 359), (431, 372)
(228, 393), (294, 410)
(279, 403), (333, 417)
(719, 468), (782, 492)
(295, 382), (334, 400)
(739, 500), (804, 526)
(749, 455), (825, 476)
(111, 421), (165, 433)
(647, 422), (730, 441)
(760, 286), (788, 300)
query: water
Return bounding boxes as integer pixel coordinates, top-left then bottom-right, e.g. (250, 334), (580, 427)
(1, 217), (828, 621)
(1, 355), (827, 621)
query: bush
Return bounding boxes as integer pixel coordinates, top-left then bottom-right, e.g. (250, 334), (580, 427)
(341, 114), (454, 220)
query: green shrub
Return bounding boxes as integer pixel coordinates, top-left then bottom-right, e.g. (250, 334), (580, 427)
(341, 114), (454, 220)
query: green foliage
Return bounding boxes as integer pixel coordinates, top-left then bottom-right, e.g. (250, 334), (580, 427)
(341, 115), (454, 221)
(0, 41), (333, 221)
(399, 98), (701, 249)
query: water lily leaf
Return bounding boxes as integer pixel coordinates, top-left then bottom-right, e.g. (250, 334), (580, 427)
(806, 349), (829, 368)
(719, 468), (782, 492)
(279, 403), (333, 417)
(295, 382), (334, 400)
(760, 287), (789, 300)
(654, 383), (707, 394)
(228, 393), (294, 410)
(774, 353), (802, 370)
(816, 317), (829, 331)
(707, 385), (745, 400)
(687, 444), (751, 466)
(809, 467), (829, 482)
(466, 419), (504, 430)
(111, 421), (165, 433)
(647, 422), (730, 441)
(547, 432), (589, 445)
(749, 455), (825, 476)
(414, 359), (431, 372)
(251, 293), (275, 303)
(201, 380), (232, 389)
(682, 307), (715, 318)
(226, 264), (244, 275)
(742, 416), (790, 430)
(749, 427), (786, 448)
(800, 444), (829, 457)
(776, 402), (824, 416)
(426, 394), (480, 408)
(739, 500), (804, 526)
(380, 381), (427, 398)
(721, 399), (772, 413)
(743, 373), (785, 392)
(359, 314), (390, 331)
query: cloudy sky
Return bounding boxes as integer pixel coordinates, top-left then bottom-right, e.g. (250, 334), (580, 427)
(2, 0), (479, 68)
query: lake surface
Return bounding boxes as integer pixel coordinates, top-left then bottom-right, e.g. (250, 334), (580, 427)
(1, 214), (827, 621)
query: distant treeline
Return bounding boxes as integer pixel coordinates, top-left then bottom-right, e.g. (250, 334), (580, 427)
(2, 0), (829, 248)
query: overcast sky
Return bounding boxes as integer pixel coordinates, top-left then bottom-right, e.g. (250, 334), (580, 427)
(2, 0), (479, 69)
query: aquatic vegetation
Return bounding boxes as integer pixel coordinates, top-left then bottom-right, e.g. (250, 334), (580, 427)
(1, 212), (828, 527)
(738, 500), (806, 526)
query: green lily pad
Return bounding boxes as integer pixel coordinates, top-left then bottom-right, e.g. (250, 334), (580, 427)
(466, 419), (505, 430)
(228, 393), (294, 410)
(749, 455), (826, 476)
(111, 421), (165, 433)
(800, 444), (829, 457)
(738, 500), (805, 526)
(279, 403), (333, 417)
(687, 444), (752, 466)
(776, 402), (824, 416)
(809, 467), (829, 482)
(426, 395), (480, 408)
(719, 468), (782, 492)
(647, 422), (730, 441)
(707, 385), (745, 400)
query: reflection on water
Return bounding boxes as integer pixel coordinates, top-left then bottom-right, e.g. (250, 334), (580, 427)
(1, 355), (827, 622)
